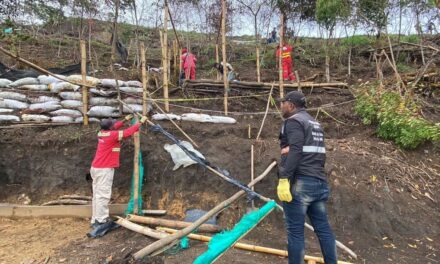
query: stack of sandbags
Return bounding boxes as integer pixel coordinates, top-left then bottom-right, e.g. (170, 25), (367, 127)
(0, 91), (29, 122)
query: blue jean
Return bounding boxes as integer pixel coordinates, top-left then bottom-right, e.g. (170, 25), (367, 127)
(283, 176), (337, 264)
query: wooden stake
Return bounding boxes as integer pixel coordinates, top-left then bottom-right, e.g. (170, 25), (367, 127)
(294, 70), (301, 92)
(256, 83), (275, 141)
(126, 214), (222, 233)
(251, 144), (255, 210)
(133, 115), (140, 215)
(221, 0), (228, 115)
(256, 45), (261, 82)
(140, 42), (148, 116)
(215, 44), (220, 80)
(163, 3), (169, 112)
(80, 40), (89, 126)
(279, 13), (284, 98)
(132, 161), (277, 259)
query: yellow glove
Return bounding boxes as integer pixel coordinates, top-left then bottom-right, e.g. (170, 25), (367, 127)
(140, 116), (148, 124)
(124, 114), (133, 121)
(277, 178), (293, 202)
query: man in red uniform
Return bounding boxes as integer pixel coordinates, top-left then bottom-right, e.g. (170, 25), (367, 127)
(89, 114), (147, 230)
(276, 43), (296, 81)
(180, 47), (197, 80)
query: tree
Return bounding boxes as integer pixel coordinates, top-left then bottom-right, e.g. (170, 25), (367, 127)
(315, 0), (351, 82)
(357, 0), (390, 38)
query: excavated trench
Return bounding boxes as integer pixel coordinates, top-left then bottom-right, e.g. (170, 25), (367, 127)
(1, 92), (439, 263)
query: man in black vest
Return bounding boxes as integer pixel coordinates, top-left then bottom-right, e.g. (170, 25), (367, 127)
(277, 91), (337, 264)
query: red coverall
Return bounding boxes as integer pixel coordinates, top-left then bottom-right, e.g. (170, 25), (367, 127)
(181, 52), (197, 80)
(276, 45), (296, 81)
(90, 121), (141, 224)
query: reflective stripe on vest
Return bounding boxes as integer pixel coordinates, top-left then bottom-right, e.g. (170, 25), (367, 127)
(118, 131), (123, 141)
(282, 52), (291, 59)
(112, 148), (121, 152)
(303, 146), (326, 154)
(98, 132), (110, 137)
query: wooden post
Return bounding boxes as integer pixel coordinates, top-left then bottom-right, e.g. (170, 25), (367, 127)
(133, 115), (140, 215)
(221, 0), (228, 115)
(80, 40), (88, 126)
(251, 144), (255, 210)
(215, 44), (220, 80)
(256, 46), (261, 82)
(279, 13), (284, 98)
(294, 70), (301, 92)
(140, 42), (148, 116)
(163, 3), (169, 112)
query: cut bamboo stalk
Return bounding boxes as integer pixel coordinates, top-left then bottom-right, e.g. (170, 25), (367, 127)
(163, 4), (169, 112)
(133, 115), (140, 215)
(140, 42), (148, 115)
(279, 13), (284, 98)
(115, 216), (167, 239)
(59, 195), (91, 201)
(256, 45), (261, 82)
(132, 161), (277, 259)
(41, 199), (89, 206)
(294, 70), (301, 92)
(256, 83), (275, 141)
(157, 227), (354, 264)
(221, 0), (228, 115)
(185, 79), (347, 89)
(250, 144), (255, 210)
(126, 215), (222, 233)
(80, 40), (89, 126)
(142, 209), (167, 216)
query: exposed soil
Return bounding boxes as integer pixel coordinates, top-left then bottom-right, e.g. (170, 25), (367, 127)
(1, 88), (439, 264)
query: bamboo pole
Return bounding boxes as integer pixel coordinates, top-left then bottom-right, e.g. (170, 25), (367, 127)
(221, 0), (228, 115)
(215, 44), (220, 81)
(158, 227), (354, 264)
(80, 40), (89, 126)
(279, 13), (284, 98)
(294, 70), (301, 92)
(256, 83), (275, 141)
(126, 215), (222, 233)
(140, 42), (148, 116)
(132, 161), (277, 259)
(173, 40), (178, 82)
(256, 45), (261, 82)
(133, 115), (140, 215)
(115, 217), (167, 239)
(250, 144), (255, 210)
(163, 3), (169, 112)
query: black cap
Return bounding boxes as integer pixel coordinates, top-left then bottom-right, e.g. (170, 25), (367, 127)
(100, 118), (116, 130)
(277, 91), (306, 108)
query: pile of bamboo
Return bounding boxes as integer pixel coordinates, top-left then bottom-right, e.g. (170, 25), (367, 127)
(184, 79), (348, 91)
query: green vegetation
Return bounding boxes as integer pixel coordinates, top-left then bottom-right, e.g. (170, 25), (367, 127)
(355, 84), (440, 149)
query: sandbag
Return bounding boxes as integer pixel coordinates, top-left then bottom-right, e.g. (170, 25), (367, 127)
(152, 113), (181, 121)
(164, 141), (205, 170)
(75, 117), (100, 123)
(29, 101), (61, 112)
(123, 104), (143, 113)
(19, 84), (49, 91)
(90, 97), (118, 106)
(22, 114), (51, 122)
(0, 108), (14, 113)
(8, 77), (39, 87)
(87, 106), (120, 117)
(59, 92), (82, 100)
(0, 91), (27, 102)
(49, 82), (80, 93)
(0, 79), (12, 87)
(181, 113), (237, 124)
(67, 75), (100, 87)
(123, 97), (143, 104)
(100, 79), (125, 88)
(0, 115), (20, 122)
(61, 100), (82, 109)
(90, 88), (117, 97)
(37, 75), (64, 85)
(0, 99), (29, 109)
(125, 80), (142, 88)
(120, 86), (143, 94)
(51, 116), (74, 123)
(29, 96), (60, 103)
(50, 109), (82, 118)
